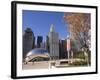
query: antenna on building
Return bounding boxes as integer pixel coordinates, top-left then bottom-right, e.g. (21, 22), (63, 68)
(50, 24), (55, 32)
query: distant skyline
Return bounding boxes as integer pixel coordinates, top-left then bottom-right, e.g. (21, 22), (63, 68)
(22, 10), (69, 42)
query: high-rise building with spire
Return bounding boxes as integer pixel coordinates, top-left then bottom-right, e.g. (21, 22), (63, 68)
(49, 24), (59, 60)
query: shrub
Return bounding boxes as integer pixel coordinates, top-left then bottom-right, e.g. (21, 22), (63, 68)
(70, 60), (87, 66)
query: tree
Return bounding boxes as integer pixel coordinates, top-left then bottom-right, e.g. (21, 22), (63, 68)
(64, 13), (91, 51)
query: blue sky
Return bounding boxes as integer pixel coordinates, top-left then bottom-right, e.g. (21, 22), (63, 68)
(22, 10), (69, 42)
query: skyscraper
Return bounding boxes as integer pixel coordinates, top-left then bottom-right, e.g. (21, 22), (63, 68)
(46, 36), (50, 52)
(59, 39), (67, 59)
(23, 28), (35, 61)
(32, 37), (35, 49)
(41, 42), (46, 49)
(37, 36), (43, 48)
(49, 24), (59, 60)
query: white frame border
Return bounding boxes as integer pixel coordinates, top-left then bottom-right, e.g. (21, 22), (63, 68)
(16, 3), (97, 77)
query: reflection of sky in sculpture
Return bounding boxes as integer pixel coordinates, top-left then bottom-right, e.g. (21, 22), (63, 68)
(27, 48), (49, 57)
(23, 10), (69, 41)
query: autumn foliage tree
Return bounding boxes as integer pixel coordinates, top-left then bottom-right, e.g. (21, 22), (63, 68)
(64, 13), (91, 51)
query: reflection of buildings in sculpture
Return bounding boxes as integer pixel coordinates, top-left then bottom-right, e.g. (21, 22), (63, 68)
(37, 36), (43, 48)
(25, 48), (50, 63)
(49, 24), (59, 60)
(59, 39), (67, 59)
(23, 28), (35, 61)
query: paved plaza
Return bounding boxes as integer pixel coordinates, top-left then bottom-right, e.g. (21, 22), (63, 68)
(22, 59), (86, 70)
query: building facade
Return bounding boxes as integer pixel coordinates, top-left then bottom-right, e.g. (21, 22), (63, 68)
(59, 39), (67, 59)
(46, 36), (50, 52)
(49, 24), (59, 60)
(23, 28), (35, 61)
(37, 36), (43, 48)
